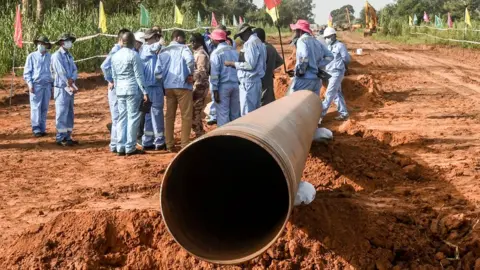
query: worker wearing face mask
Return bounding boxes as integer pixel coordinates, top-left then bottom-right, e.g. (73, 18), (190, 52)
(322, 27), (350, 121)
(23, 36), (53, 138)
(139, 29), (166, 151)
(289, 20), (333, 95)
(101, 28), (130, 153)
(51, 33), (78, 147)
(225, 23), (266, 116)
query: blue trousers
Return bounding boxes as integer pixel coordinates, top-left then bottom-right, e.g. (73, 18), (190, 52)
(208, 91), (217, 121)
(117, 94), (142, 154)
(108, 89), (119, 152)
(215, 86), (241, 127)
(54, 87), (74, 142)
(322, 74), (348, 117)
(291, 77), (322, 95)
(142, 86), (165, 147)
(239, 80), (262, 116)
(30, 86), (51, 134)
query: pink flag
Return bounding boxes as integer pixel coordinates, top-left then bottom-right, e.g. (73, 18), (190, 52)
(328, 13), (333, 21)
(211, 12), (218, 27)
(14, 4), (23, 48)
(423, 11), (429, 23)
(447, 12), (453, 28)
(239, 16), (244, 24)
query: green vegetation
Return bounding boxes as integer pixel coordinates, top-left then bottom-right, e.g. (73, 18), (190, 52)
(372, 0), (480, 49)
(0, 0), (307, 77)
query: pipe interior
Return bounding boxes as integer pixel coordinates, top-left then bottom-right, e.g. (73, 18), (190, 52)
(161, 135), (290, 262)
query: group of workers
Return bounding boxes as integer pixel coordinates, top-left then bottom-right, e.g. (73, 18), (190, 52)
(23, 19), (351, 155)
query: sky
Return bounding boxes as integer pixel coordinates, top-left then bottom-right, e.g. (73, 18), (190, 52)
(252, 0), (394, 24)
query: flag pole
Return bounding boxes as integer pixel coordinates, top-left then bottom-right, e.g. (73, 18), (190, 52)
(274, 7), (287, 73)
(10, 45), (16, 107)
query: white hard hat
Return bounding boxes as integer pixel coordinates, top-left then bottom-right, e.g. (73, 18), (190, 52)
(323, 27), (336, 37)
(134, 32), (145, 44)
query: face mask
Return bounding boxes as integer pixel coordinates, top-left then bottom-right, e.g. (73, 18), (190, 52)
(37, 44), (47, 53)
(63, 41), (73, 49)
(325, 38), (333, 45)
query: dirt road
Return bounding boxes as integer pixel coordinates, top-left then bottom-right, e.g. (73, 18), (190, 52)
(0, 32), (479, 269)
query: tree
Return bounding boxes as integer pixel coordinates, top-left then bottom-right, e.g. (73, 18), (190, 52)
(330, 5), (355, 25)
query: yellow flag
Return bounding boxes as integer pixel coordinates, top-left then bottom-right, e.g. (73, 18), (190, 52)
(409, 16), (413, 26)
(465, 8), (472, 27)
(98, 1), (107, 33)
(266, 6), (278, 23)
(174, 5), (184, 25)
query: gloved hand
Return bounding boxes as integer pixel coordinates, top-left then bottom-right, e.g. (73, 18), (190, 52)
(213, 91), (220, 103)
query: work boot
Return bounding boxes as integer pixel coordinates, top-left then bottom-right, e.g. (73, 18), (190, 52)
(56, 140), (67, 147)
(33, 132), (42, 138)
(106, 123), (112, 133)
(142, 145), (155, 151)
(155, 144), (167, 151)
(117, 151), (126, 156)
(126, 149), (146, 156)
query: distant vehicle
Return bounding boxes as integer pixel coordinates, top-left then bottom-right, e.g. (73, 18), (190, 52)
(364, 0), (378, 37)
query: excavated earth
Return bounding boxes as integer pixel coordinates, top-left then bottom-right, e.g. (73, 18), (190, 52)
(1, 32), (480, 269)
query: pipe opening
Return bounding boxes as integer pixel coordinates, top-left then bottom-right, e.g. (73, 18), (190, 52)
(161, 135), (290, 263)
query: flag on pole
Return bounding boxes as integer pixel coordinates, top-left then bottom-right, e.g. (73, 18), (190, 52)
(222, 15), (226, 26)
(98, 1), (107, 33)
(140, 4), (150, 27)
(14, 4), (22, 48)
(465, 8), (472, 27)
(211, 12), (218, 27)
(413, 14), (418, 25)
(423, 11), (429, 23)
(197, 11), (201, 26)
(174, 5), (184, 25)
(328, 13), (333, 27)
(447, 12), (453, 28)
(435, 15), (443, 28)
(239, 16), (244, 24)
(409, 16), (413, 26)
(233, 15), (238, 26)
(265, 0), (281, 23)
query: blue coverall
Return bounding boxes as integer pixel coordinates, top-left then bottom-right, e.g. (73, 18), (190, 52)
(292, 33), (333, 95)
(111, 48), (147, 154)
(322, 40), (351, 118)
(51, 47), (78, 143)
(235, 33), (266, 116)
(23, 50), (52, 135)
(101, 44), (121, 152)
(140, 42), (165, 148)
(210, 42), (240, 126)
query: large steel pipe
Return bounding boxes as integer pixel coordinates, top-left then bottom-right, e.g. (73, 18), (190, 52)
(160, 90), (322, 264)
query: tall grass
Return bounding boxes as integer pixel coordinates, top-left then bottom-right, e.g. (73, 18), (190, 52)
(376, 17), (480, 49)
(0, 6), (288, 77)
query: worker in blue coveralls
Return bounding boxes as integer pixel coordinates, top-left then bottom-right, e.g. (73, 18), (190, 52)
(23, 35), (53, 138)
(101, 28), (130, 153)
(289, 19), (333, 95)
(209, 29), (240, 126)
(111, 32), (149, 156)
(51, 33), (78, 146)
(225, 23), (266, 116)
(322, 27), (351, 121)
(139, 29), (166, 151)
(205, 24), (236, 125)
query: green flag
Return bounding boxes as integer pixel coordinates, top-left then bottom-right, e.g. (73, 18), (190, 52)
(140, 4), (150, 27)
(435, 15), (443, 28)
